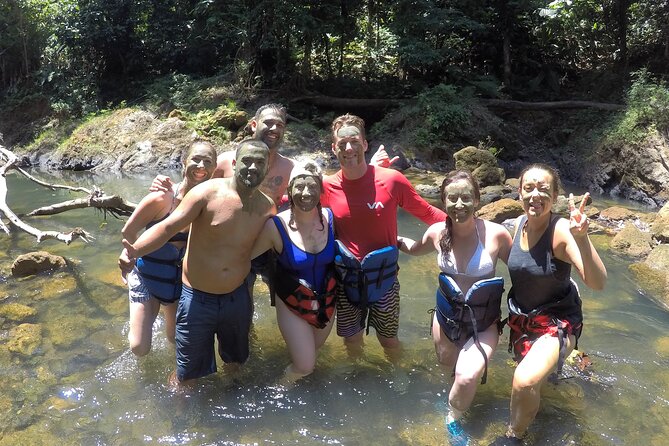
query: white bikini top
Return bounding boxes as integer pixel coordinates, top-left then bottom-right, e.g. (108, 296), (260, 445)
(437, 220), (495, 290)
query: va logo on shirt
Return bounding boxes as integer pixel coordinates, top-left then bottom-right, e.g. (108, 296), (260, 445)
(367, 202), (385, 209)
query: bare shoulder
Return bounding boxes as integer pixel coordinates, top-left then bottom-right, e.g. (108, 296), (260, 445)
(553, 216), (573, 241)
(482, 219), (509, 236)
(275, 153), (296, 174)
(215, 150), (235, 177)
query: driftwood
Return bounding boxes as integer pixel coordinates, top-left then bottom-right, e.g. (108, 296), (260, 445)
(289, 94), (402, 109)
(0, 144), (137, 244)
(289, 94), (624, 112)
(478, 99), (623, 111)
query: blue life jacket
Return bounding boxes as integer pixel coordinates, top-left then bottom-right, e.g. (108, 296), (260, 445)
(136, 243), (185, 303)
(334, 240), (399, 308)
(435, 274), (504, 384)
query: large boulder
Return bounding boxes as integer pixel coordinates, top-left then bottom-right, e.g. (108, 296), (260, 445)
(600, 206), (636, 221)
(629, 244), (669, 310)
(11, 251), (67, 277)
(586, 133), (669, 207)
(477, 198), (524, 223)
(610, 224), (654, 258)
(453, 146), (505, 187)
(651, 214), (669, 243)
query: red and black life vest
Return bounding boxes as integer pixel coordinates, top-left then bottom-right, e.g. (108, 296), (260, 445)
(273, 263), (337, 329)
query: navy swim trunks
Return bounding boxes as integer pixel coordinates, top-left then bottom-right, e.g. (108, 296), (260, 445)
(175, 281), (253, 381)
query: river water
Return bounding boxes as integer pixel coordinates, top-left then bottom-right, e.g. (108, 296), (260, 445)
(0, 170), (667, 445)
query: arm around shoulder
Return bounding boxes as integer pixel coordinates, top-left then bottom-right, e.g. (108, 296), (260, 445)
(251, 217), (282, 260)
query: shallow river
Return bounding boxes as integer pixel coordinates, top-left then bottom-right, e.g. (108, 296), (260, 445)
(0, 170), (667, 445)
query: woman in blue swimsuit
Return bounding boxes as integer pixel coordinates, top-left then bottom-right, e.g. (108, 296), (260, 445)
(251, 161), (336, 384)
(398, 170), (512, 444)
(118, 141), (217, 357)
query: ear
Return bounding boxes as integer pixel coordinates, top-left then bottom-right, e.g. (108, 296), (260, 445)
(363, 139), (369, 153)
(250, 119), (258, 132)
(331, 143), (337, 155)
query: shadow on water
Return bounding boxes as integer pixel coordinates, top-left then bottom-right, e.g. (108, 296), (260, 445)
(0, 171), (668, 445)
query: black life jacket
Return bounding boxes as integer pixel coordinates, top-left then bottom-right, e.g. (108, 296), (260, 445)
(434, 273), (505, 384)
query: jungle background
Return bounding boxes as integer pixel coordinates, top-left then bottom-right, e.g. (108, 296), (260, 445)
(2, 0), (669, 204)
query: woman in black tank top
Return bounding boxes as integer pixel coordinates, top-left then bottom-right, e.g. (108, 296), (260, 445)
(498, 164), (607, 443)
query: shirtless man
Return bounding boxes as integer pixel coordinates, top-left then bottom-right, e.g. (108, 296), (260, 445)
(122, 139), (276, 385)
(215, 104), (293, 206)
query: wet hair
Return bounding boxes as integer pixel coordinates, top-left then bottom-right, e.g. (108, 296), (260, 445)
(254, 103), (287, 122)
(331, 113), (366, 142)
(287, 161), (325, 231)
(438, 170), (481, 257)
(235, 138), (269, 159)
(182, 140), (216, 164)
(181, 140), (217, 177)
(518, 163), (561, 199)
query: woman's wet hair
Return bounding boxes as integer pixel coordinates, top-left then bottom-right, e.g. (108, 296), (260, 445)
(439, 170), (480, 257)
(518, 163), (561, 198)
(287, 161), (325, 231)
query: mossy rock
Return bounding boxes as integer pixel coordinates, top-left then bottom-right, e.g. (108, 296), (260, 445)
(11, 251), (67, 278)
(629, 261), (669, 310)
(472, 164), (505, 187)
(477, 198), (524, 223)
(0, 303), (37, 322)
(46, 314), (106, 349)
(600, 206), (636, 221)
(7, 323), (43, 356)
(453, 146), (498, 172)
(654, 336), (669, 358)
(610, 224), (653, 258)
(651, 214), (669, 243)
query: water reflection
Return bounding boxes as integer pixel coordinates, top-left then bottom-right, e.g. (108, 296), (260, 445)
(0, 171), (668, 445)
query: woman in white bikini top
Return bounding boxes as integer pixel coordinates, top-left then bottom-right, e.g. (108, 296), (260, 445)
(397, 170), (512, 444)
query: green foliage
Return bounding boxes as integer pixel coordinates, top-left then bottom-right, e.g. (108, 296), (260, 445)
(605, 69), (669, 145)
(478, 136), (503, 158)
(416, 84), (473, 145)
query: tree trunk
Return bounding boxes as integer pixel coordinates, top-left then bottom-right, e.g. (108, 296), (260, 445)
(616, 0), (630, 69)
(482, 99), (624, 111)
(302, 32), (312, 80)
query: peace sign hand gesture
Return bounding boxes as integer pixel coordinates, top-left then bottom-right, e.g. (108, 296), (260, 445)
(569, 192), (590, 238)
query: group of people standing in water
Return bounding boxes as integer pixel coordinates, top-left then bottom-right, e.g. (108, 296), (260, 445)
(117, 103), (607, 445)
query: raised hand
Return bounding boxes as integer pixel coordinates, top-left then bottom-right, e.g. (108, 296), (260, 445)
(370, 145), (400, 168)
(568, 192), (590, 238)
(149, 175), (173, 193)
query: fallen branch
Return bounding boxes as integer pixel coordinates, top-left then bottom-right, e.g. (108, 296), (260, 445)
(481, 99), (625, 111)
(26, 194), (136, 217)
(0, 144), (135, 244)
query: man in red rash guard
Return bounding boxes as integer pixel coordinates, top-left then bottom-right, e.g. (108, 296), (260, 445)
(321, 113), (447, 357)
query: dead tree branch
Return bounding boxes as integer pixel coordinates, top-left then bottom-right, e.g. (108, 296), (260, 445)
(0, 144), (136, 244)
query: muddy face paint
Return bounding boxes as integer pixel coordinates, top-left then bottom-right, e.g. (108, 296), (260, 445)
(333, 125), (366, 166)
(443, 180), (477, 223)
(289, 176), (320, 212)
(519, 168), (555, 217)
